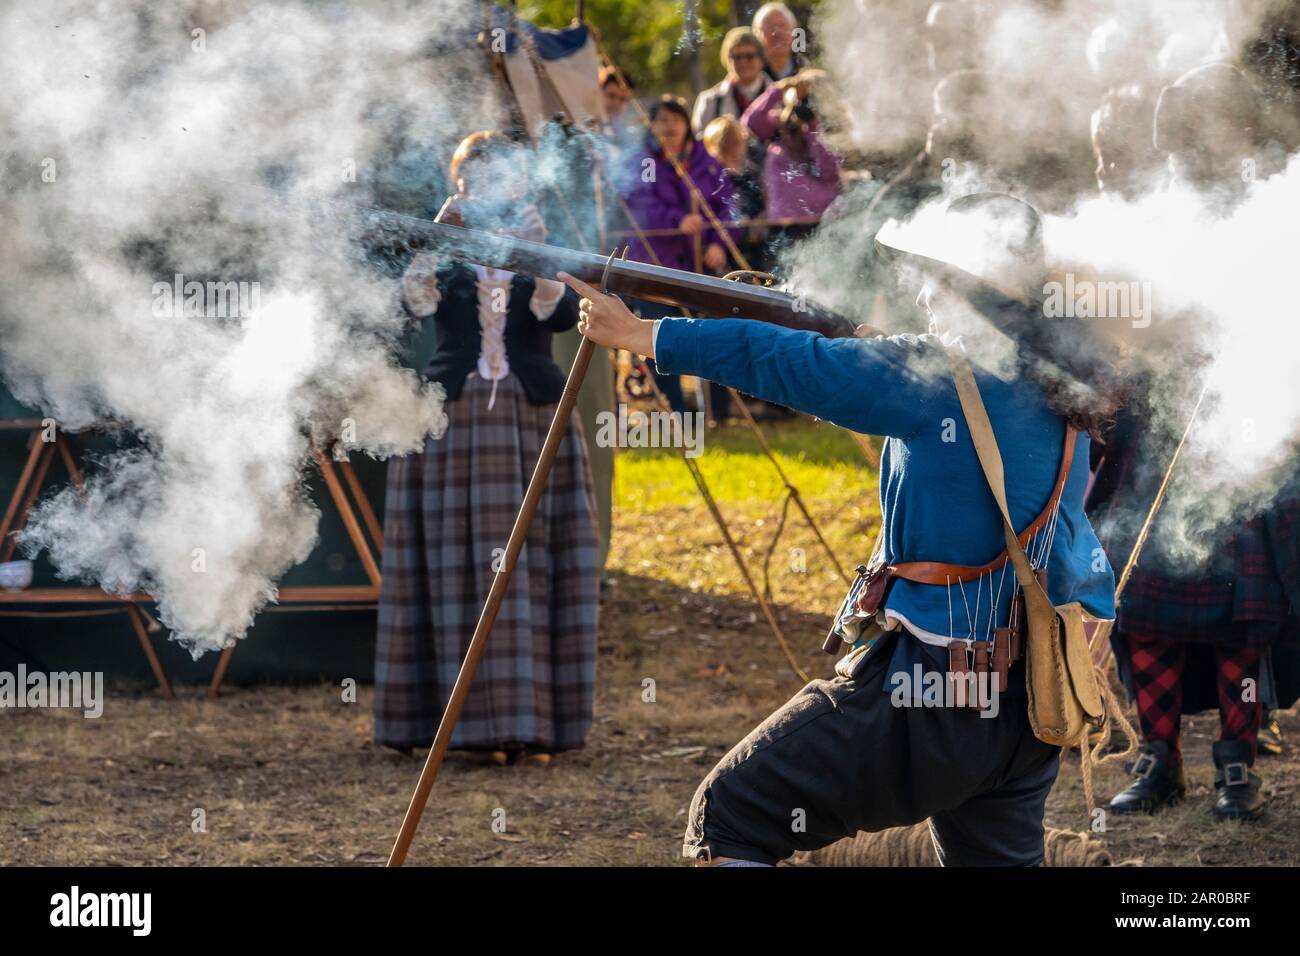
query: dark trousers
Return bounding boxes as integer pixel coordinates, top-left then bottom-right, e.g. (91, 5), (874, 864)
(708, 382), (732, 421)
(683, 630), (1061, 866)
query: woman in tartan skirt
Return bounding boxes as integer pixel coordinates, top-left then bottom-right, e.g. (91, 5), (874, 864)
(374, 131), (600, 766)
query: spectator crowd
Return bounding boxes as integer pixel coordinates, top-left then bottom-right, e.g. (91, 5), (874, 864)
(598, 3), (840, 413)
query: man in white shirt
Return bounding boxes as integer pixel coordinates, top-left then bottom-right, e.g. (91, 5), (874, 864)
(753, 2), (805, 81)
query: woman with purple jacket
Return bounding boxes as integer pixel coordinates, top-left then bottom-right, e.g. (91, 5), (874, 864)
(623, 95), (738, 411)
(625, 95), (737, 273)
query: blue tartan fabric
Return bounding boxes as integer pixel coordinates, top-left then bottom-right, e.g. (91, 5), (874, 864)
(1266, 492), (1300, 616)
(373, 372), (600, 751)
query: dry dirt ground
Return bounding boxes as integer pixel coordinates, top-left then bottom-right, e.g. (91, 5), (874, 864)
(3, 422), (1299, 866)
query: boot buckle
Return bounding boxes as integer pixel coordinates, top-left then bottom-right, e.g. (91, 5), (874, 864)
(1223, 762), (1249, 787)
(1133, 753), (1158, 779)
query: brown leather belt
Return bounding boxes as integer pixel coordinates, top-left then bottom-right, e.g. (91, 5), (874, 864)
(821, 427), (1075, 656)
(888, 425), (1075, 586)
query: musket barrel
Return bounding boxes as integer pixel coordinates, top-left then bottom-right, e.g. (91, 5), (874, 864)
(363, 209), (858, 340)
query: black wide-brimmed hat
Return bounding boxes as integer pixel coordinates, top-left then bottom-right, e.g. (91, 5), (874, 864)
(874, 192), (1047, 311)
(873, 192), (1124, 395)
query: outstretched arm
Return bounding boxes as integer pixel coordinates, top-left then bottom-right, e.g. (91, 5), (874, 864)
(557, 272), (948, 439)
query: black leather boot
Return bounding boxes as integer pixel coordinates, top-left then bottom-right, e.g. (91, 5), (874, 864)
(1211, 740), (1266, 821)
(1109, 741), (1186, 814)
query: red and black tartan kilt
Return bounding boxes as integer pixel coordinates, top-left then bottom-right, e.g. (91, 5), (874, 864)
(373, 373), (600, 751)
(1114, 563), (1286, 719)
(1124, 629), (1262, 754)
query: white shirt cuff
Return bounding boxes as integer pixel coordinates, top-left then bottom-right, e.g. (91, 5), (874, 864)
(530, 277), (566, 320)
(651, 318), (663, 358)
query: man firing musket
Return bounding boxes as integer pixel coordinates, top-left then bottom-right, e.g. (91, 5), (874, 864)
(549, 192), (1120, 866)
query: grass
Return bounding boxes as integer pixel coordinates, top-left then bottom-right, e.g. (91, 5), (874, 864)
(612, 416), (880, 616)
(614, 414), (878, 513)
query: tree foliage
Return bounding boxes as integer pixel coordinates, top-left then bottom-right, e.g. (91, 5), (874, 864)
(518, 0), (824, 98)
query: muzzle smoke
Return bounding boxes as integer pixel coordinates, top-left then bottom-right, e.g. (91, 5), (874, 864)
(788, 0), (1299, 563)
(0, 0), (511, 654)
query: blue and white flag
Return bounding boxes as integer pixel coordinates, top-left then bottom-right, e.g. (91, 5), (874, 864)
(450, 2), (604, 135)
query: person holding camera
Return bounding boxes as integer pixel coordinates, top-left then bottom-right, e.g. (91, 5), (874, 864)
(741, 68), (842, 262)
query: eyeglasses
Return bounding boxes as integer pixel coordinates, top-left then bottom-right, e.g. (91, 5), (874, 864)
(729, 51), (759, 61)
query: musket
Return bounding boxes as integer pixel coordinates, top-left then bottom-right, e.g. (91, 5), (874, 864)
(360, 207), (859, 340)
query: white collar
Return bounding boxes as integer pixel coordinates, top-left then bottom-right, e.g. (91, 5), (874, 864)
(725, 75), (767, 98)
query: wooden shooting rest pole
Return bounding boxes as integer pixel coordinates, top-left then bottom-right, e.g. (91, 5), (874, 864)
(386, 250), (618, 867)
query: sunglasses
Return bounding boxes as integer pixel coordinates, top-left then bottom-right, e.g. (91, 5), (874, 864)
(730, 51), (760, 61)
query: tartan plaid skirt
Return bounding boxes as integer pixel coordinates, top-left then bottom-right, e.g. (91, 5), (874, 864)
(373, 372), (600, 751)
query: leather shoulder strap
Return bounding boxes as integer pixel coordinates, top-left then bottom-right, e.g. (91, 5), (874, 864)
(888, 356), (1075, 587)
(944, 351), (1069, 614)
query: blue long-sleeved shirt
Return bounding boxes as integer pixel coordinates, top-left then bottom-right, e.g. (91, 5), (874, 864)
(654, 318), (1116, 651)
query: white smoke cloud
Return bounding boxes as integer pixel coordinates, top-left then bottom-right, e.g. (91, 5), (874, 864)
(816, 0), (1240, 164)
(0, 0), (513, 654)
(792, 0), (1299, 565)
(1044, 162), (1300, 553)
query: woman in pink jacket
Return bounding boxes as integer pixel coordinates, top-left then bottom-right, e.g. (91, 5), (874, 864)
(742, 69), (842, 229)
